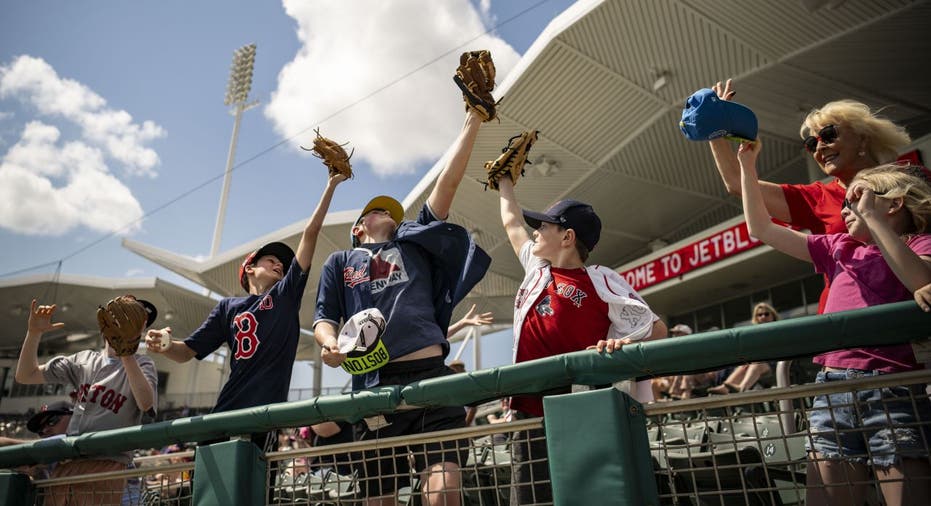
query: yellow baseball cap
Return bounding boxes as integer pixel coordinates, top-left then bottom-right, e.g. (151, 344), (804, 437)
(352, 196), (404, 247)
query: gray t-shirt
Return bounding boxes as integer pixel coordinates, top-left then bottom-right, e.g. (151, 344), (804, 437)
(43, 349), (157, 463)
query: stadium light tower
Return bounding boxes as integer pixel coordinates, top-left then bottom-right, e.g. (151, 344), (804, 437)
(210, 43), (259, 261)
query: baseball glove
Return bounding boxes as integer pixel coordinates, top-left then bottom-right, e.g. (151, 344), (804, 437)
(482, 130), (539, 191)
(96, 296), (147, 356)
(454, 50), (498, 122)
(302, 128), (354, 179)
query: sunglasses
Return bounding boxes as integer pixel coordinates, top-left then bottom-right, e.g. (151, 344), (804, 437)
(842, 190), (886, 210)
(38, 415), (62, 434)
(755, 312), (771, 318)
(802, 124), (838, 153)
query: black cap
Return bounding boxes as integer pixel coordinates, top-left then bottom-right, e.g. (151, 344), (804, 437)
(238, 241), (296, 292)
(26, 400), (73, 434)
(138, 299), (158, 328)
(522, 199), (601, 251)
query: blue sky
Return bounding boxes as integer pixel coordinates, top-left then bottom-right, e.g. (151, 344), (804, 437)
(0, 0), (576, 387)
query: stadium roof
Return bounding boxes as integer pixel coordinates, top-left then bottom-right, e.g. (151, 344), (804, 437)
(122, 0), (931, 332)
(0, 274), (216, 358)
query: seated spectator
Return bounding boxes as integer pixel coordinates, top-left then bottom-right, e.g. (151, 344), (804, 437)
(708, 303), (779, 394)
(306, 421), (355, 480)
(145, 444), (193, 502)
(666, 326), (721, 399)
(651, 324), (693, 400)
(0, 401), (74, 480)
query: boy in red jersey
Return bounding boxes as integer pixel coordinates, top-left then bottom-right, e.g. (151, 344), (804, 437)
(497, 177), (667, 504)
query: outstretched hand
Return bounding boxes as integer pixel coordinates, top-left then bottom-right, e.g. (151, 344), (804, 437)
(328, 171), (349, 187)
(27, 299), (65, 335)
(460, 304), (493, 327)
(737, 141), (762, 171)
(712, 79), (736, 101)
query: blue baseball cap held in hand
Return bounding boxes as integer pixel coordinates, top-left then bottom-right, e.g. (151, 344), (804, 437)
(679, 88), (758, 142)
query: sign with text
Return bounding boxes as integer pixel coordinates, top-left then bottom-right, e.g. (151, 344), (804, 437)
(620, 222), (762, 291)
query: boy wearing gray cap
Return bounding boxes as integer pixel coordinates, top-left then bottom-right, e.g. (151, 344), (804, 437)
(497, 177), (667, 505)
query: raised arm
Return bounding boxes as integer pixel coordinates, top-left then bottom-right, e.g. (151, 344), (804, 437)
(15, 300), (65, 384)
(849, 185), (931, 292)
(427, 111), (483, 220)
(295, 172), (347, 273)
(738, 141), (811, 262)
(120, 356), (156, 412)
(498, 177), (531, 256)
(709, 80), (791, 222)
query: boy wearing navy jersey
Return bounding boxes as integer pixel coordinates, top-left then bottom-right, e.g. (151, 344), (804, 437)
(146, 172), (346, 446)
(497, 176), (667, 505)
(313, 110), (490, 506)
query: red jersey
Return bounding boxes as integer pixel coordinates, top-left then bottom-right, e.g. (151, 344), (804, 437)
(511, 267), (610, 416)
(781, 179), (847, 313)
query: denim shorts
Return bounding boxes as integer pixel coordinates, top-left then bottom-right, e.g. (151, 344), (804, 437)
(806, 369), (931, 467)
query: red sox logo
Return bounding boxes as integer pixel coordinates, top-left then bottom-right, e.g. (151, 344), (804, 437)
(259, 294), (274, 310)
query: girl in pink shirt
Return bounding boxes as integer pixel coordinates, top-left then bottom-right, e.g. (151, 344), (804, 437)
(739, 142), (931, 505)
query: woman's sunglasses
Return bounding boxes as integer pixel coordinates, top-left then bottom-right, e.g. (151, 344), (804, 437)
(755, 312), (771, 318)
(802, 124), (838, 153)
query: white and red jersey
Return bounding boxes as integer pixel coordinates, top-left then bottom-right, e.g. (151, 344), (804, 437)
(511, 241), (658, 414)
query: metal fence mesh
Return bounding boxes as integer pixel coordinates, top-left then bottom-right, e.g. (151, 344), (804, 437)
(25, 370), (931, 505)
(646, 369), (931, 505)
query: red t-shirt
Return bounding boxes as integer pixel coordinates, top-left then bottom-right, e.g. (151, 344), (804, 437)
(511, 267), (611, 416)
(781, 179), (847, 313)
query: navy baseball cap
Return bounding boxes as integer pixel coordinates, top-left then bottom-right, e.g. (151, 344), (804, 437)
(679, 88), (758, 142)
(522, 199), (601, 251)
(27, 400), (73, 434)
(238, 241), (295, 292)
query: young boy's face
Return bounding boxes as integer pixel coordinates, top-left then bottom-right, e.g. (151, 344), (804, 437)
(249, 254), (285, 288)
(352, 208), (397, 244)
(531, 221), (566, 261)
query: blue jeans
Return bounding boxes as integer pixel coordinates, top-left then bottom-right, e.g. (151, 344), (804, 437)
(807, 369), (931, 467)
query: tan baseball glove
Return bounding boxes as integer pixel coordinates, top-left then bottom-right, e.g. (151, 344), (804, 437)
(454, 50), (498, 122)
(483, 130), (539, 191)
(302, 128), (354, 179)
(97, 296), (148, 356)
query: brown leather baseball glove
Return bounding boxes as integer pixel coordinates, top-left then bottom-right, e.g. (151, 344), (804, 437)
(96, 296), (147, 356)
(302, 128), (354, 179)
(454, 50), (498, 122)
(483, 130), (539, 191)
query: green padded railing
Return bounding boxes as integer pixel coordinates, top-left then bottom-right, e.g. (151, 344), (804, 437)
(1, 300), (929, 467)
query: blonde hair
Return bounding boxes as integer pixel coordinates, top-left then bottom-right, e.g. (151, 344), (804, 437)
(852, 165), (931, 234)
(800, 100), (910, 164)
(752, 302), (780, 324)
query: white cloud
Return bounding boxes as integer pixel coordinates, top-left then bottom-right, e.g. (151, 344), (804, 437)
(125, 268), (145, 277)
(0, 121), (144, 236)
(266, 0), (520, 176)
(0, 55), (165, 177)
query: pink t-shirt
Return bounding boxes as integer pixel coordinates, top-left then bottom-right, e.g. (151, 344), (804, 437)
(782, 180), (848, 314)
(807, 233), (931, 372)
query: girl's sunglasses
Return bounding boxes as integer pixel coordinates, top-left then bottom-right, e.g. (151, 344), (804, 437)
(802, 124), (838, 153)
(842, 190), (887, 210)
